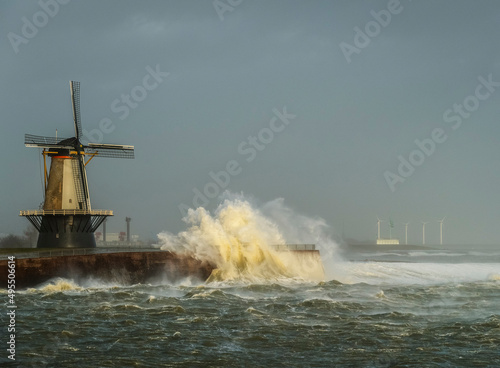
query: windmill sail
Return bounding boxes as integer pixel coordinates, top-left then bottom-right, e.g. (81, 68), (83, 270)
(70, 81), (82, 139)
(85, 143), (135, 159)
(25, 134), (73, 149)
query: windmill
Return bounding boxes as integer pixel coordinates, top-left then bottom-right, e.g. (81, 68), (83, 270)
(20, 81), (134, 248)
(421, 221), (429, 245)
(437, 216), (446, 245)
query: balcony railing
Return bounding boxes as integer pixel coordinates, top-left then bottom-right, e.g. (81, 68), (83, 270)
(0, 247), (161, 260)
(20, 210), (113, 216)
(272, 244), (316, 251)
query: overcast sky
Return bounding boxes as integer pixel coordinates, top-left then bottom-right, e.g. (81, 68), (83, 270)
(1, 0), (499, 245)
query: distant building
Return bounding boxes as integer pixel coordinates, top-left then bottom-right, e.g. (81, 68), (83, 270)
(376, 238), (400, 245)
(95, 232), (139, 244)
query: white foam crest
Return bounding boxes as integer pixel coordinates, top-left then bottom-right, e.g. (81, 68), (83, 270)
(408, 251), (465, 257)
(25, 277), (127, 293)
(28, 278), (83, 293)
(358, 252), (404, 257)
(469, 251), (500, 257)
(488, 273), (500, 281)
(330, 262), (500, 285)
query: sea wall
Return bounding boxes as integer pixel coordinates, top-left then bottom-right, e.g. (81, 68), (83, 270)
(0, 251), (214, 289)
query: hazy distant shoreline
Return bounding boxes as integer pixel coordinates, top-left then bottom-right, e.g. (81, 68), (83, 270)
(344, 243), (435, 252)
(343, 243), (500, 252)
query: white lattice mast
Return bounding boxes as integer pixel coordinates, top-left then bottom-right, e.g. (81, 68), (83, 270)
(437, 216), (446, 245)
(377, 217), (384, 240)
(403, 222), (409, 245)
(421, 222), (428, 245)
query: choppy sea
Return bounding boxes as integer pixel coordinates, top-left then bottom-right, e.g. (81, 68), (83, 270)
(2, 246), (500, 367)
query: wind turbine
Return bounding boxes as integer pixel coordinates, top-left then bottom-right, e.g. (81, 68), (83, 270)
(377, 217), (385, 239)
(437, 216), (446, 245)
(421, 222), (429, 245)
(388, 219), (395, 239)
(403, 222), (410, 245)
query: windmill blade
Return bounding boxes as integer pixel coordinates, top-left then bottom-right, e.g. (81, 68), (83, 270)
(85, 143), (135, 159)
(87, 143), (134, 150)
(25, 134), (73, 149)
(70, 81), (82, 140)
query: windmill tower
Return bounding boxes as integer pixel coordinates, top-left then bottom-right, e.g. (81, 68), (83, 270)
(388, 219), (394, 239)
(126, 217), (131, 243)
(421, 221), (428, 245)
(437, 216), (446, 245)
(20, 81), (135, 248)
(403, 222), (409, 245)
(376, 217), (384, 240)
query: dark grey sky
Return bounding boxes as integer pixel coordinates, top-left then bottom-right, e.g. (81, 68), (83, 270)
(1, 0), (499, 245)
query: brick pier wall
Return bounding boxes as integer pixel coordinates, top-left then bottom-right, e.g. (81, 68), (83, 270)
(0, 251), (214, 289)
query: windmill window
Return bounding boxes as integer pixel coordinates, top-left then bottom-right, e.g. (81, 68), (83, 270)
(69, 199), (72, 203)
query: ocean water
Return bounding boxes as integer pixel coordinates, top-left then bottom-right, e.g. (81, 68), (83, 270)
(3, 247), (500, 367)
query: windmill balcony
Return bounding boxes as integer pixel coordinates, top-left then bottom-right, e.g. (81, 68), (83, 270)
(20, 210), (113, 216)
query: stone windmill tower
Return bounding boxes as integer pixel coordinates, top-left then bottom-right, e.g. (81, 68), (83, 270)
(21, 81), (135, 248)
